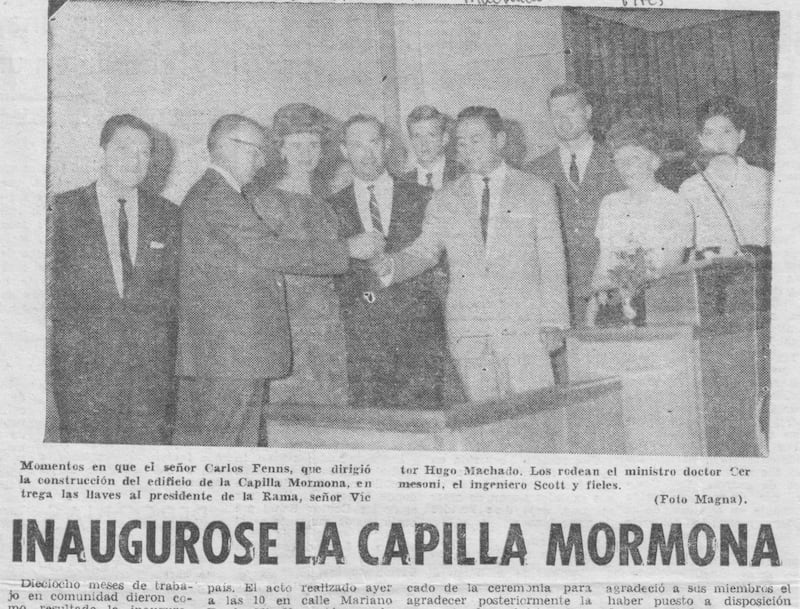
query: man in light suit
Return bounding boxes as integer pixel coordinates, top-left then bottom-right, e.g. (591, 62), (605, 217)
(375, 106), (569, 402)
(330, 114), (450, 410)
(175, 114), (383, 446)
(401, 105), (464, 191)
(50, 114), (179, 444)
(526, 83), (624, 327)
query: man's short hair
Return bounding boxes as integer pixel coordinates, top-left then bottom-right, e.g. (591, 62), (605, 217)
(99, 114), (155, 150)
(207, 114), (265, 152)
(696, 95), (748, 131)
(341, 114), (387, 141)
(406, 105), (447, 134)
(548, 83), (590, 108)
(456, 106), (505, 136)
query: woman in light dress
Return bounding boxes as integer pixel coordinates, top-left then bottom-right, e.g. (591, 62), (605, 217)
(587, 121), (694, 326)
(679, 95), (772, 257)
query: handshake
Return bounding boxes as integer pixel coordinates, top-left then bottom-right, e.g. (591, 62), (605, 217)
(347, 231), (385, 261)
(346, 231), (393, 279)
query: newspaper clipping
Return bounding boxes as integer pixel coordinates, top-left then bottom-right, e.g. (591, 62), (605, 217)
(1, 0), (799, 607)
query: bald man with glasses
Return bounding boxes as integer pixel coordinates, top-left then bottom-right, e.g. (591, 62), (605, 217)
(175, 114), (384, 446)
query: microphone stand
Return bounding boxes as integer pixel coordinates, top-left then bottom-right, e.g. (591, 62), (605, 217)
(692, 157), (746, 257)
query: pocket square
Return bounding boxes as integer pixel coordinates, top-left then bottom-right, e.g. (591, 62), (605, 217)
(149, 241), (165, 249)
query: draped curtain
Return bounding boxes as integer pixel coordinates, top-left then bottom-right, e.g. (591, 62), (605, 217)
(563, 9), (779, 167)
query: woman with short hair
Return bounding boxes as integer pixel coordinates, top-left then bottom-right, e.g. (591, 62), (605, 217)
(255, 103), (349, 407)
(679, 95), (772, 258)
(587, 119), (694, 326)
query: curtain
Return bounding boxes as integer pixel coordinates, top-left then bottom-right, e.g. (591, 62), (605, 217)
(563, 9), (779, 168)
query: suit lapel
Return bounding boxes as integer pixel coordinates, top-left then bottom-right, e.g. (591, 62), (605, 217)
(387, 178), (404, 244)
(342, 186), (365, 235)
(581, 145), (603, 194)
(135, 188), (153, 269)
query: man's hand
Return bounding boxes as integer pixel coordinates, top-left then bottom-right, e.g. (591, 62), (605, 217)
(371, 254), (393, 278)
(348, 231), (385, 260)
(540, 326), (566, 354)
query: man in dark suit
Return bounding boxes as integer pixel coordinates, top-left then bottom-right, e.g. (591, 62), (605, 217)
(330, 114), (449, 409)
(526, 84), (625, 327)
(50, 114), (179, 444)
(401, 105), (463, 191)
(175, 114), (383, 446)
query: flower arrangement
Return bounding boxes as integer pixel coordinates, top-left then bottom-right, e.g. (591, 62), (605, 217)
(606, 247), (657, 322)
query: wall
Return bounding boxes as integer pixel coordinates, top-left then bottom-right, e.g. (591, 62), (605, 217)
(49, 1), (566, 201)
(393, 5), (566, 165)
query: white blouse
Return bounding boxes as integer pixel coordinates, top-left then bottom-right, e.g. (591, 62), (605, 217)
(679, 157), (772, 252)
(594, 185), (694, 284)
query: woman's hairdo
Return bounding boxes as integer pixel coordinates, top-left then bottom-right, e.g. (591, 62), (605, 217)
(272, 103), (329, 142)
(606, 118), (665, 159)
(696, 95), (748, 131)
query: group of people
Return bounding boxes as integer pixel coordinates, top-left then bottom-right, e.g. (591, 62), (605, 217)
(49, 83), (773, 446)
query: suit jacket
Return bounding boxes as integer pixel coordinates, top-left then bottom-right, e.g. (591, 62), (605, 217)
(49, 182), (179, 443)
(392, 167), (569, 345)
(401, 158), (464, 189)
(329, 178), (448, 408)
(176, 169), (349, 380)
(526, 142), (625, 327)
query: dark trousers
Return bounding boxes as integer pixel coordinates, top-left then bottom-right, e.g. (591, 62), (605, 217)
(174, 377), (268, 446)
(52, 319), (175, 445)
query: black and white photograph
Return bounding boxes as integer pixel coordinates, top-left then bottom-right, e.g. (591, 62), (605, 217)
(45, 1), (777, 455)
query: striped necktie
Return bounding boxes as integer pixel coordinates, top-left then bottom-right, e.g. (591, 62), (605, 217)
(480, 177), (490, 244)
(367, 184), (384, 234)
(569, 153), (580, 188)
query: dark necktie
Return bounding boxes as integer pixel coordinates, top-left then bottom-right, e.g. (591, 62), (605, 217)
(425, 172), (434, 189)
(242, 186), (262, 220)
(480, 177), (490, 244)
(367, 184), (384, 234)
(569, 153), (580, 188)
(118, 198), (134, 297)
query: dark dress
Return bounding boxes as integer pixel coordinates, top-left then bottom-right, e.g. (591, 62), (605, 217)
(266, 188), (349, 407)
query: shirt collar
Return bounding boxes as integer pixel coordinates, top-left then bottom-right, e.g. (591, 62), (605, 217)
(353, 170), (392, 192)
(559, 136), (594, 163)
(95, 175), (138, 211)
(209, 163), (242, 193)
(473, 160), (508, 183)
(415, 155), (446, 177)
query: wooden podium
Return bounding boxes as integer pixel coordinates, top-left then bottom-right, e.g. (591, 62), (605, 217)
(266, 378), (623, 453)
(566, 256), (769, 456)
(266, 257), (768, 456)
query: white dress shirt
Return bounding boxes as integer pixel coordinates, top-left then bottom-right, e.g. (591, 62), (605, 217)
(558, 136), (595, 186)
(470, 161), (508, 250)
(414, 155), (447, 190)
(96, 177), (138, 297)
(353, 171), (393, 236)
(209, 163), (242, 194)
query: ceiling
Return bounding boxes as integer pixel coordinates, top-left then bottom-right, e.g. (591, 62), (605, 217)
(573, 8), (764, 33)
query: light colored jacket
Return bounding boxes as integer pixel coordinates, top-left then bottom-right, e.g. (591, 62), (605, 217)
(392, 166), (569, 347)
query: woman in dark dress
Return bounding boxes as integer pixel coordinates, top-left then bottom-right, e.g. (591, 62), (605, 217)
(261, 103), (348, 407)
